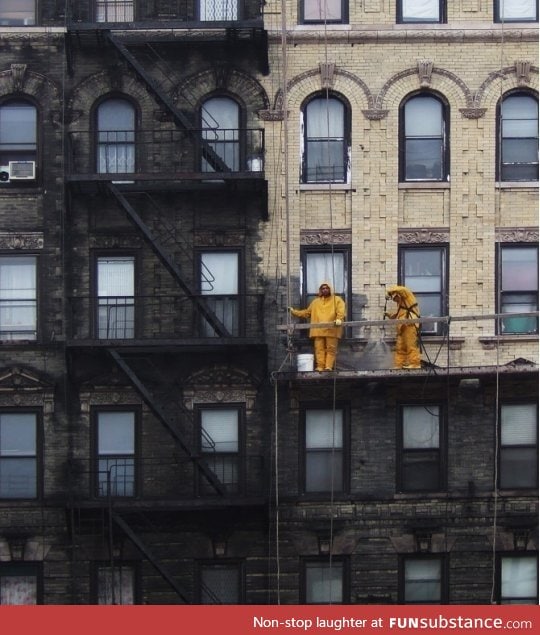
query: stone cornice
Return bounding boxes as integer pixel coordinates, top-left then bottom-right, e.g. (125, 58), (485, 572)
(0, 232), (44, 250)
(398, 228), (450, 244)
(495, 227), (539, 242)
(270, 26), (538, 44)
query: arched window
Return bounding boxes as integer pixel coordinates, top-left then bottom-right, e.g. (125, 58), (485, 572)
(96, 98), (136, 174)
(497, 93), (538, 182)
(201, 96), (240, 172)
(302, 94), (348, 184)
(0, 99), (37, 182)
(400, 93), (448, 182)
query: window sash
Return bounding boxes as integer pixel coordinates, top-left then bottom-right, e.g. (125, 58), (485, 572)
(305, 562), (344, 603)
(305, 409), (344, 492)
(0, 256), (37, 341)
(400, 0), (441, 22)
(201, 97), (240, 171)
(0, 1), (35, 26)
(499, 247), (539, 333)
(97, 257), (135, 339)
(501, 557), (538, 603)
(496, 0), (538, 21)
(200, 252), (240, 336)
(97, 412), (135, 497)
(97, 565), (135, 604)
(303, 0), (344, 23)
(96, 1), (134, 22)
(0, 413), (37, 499)
(404, 559), (442, 603)
(304, 97), (347, 183)
(201, 565), (241, 604)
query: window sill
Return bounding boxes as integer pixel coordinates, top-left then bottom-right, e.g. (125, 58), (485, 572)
(294, 24), (351, 31)
(479, 334), (538, 346)
(496, 181), (538, 189)
(394, 491), (447, 499)
(398, 182), (450, 189)
(298, 183), (354, 192)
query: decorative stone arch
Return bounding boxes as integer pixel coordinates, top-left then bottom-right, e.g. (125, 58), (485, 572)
(376, 64), (473, 112)
(183, 365), (259, 410)
(174, 67), (270, 123)
(475, 64), (539, 111)
(66, 69), (159, 128)
(270, 66), (374, 117)
(0, 64), (62, 125)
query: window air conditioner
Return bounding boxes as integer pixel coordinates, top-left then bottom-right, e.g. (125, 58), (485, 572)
(0, 166), (10, 183)
(9, 161), (36, 180)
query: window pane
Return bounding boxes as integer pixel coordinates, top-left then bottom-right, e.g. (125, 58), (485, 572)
(501, 557), (538, 600)
(201, 253), (238, 295)
(201, 97), (239, 171)
(201, 409), (238, 452)
(0, 574), (37, 604)
(0, 0), (35, 26)
(500, 447), (537, 488)
(498, 0), (537, 20)
(402, 0), (440, 21)
(0, 102), (37, 149)
(98, 412), (135, 454)
(304, 97), (347, 183)
(0, 458), (37, 498)
(98, 566), (134, 604)
(501, 404), (537, 445)
(306, 99), (344, 138)
(405, 98), (442, 136)
(0, 413), (36, 498)
(305, 562), (343, 603)
(96, 1), (134, 22)
(201, 566), (240, 604)
(405, 559), (441, 602)
(98, 457), (135, 496)
(306, 410), (343, 448)
(305, 252), (347, 302)
(402, 452), (440, 490)
(97, 99), (135, 173)
(501, 248), (538, 291)
(306, 451), (343, 491)
(304, 0), (343, 22)
(403, 406), (439, 449)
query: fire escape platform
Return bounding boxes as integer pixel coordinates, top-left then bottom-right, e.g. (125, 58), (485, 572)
(65, 338), (267, 352)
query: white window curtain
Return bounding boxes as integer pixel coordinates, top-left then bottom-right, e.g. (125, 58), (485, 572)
(97, 256), (135, 339)
(201, 409), (239, 453)
(403, 406), (439, 449)
(305, 252), (346, 298)
(0, 0), (35, 25)
(200, 1), (238, 21)
(402, 0), (440, 21)
(499, 0), (537, 20)
(96, 1), (134, 23)
(304, 0), (343, 22)
(306, 410), (343, 449)
(0, 256), (37, 340)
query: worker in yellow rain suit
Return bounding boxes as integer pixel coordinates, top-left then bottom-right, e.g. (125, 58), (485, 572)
(384, 285), (422, 369)
(290, 282), (346, 371)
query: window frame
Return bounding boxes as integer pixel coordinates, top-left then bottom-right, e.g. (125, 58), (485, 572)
(399, 555), (447, 604)
(399, 91), (449, 183)
(92, 561), (139, 604)
(399, 245), (448, 336)
(496, 244), (539, 335)
(498, 402), (538, 490)
(93, 251), (138, 340)
(93, 95), (137, 175)
(300, 404), (350, 496)
(397, 403), (446, 493)
(0, 97), (38, 185)
(200, 93), (244, 173)
(197, 560), (245, 604)
(397, 0), (446, 24)
(301, 557), (349, 604)
(299, 0), (349, 24)
(0, 253), (38, 342)
(0, 563), (42, 605)
(196, 403), (245, 496)
(301, 92), (350, 184)
(197, 248), (244, 337)
(0, 409), (41, 500)
(0, 0), (36, 26)
(494, 0), (539, 23)
(92, 407), (139, 499)
(496, 91), (539, 182)
(498, 554), (539, 604)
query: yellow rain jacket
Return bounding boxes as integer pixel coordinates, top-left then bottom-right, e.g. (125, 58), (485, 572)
(291, 282), (346, 339)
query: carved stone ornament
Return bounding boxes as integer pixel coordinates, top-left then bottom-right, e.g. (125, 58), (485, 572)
(193, 230), (245, 247)
(515, 60), (531, 85)
(319, 62), (336, 89)
(0, 233), (44, 250)
(10, 64), (27, 92)
(258, 109), (285, 121)
(417, 59), (433, 86)
(459, 108), (487, 119)
(300, 229), (352, 245)
(495, 227), (539, 243)
(398, 228), (450, 244)
(0, 367), (54, 412)
(362, 109), (389, 121)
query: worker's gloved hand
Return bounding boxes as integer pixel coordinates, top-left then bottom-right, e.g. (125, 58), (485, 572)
(288, 307), (294, 312)
(334, 319), (342, 326)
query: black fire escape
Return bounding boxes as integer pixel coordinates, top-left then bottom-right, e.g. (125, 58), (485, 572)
(64, 1), (269, 603)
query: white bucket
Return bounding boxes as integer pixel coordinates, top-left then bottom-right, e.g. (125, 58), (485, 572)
(297, 353), (314, 372)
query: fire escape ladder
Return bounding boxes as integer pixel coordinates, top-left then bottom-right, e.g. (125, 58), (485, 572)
(107, 183), (230, 337)
(106, 32), (231, 173)
(111, 512), (190, 603)
(108, 349), (225, 496)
